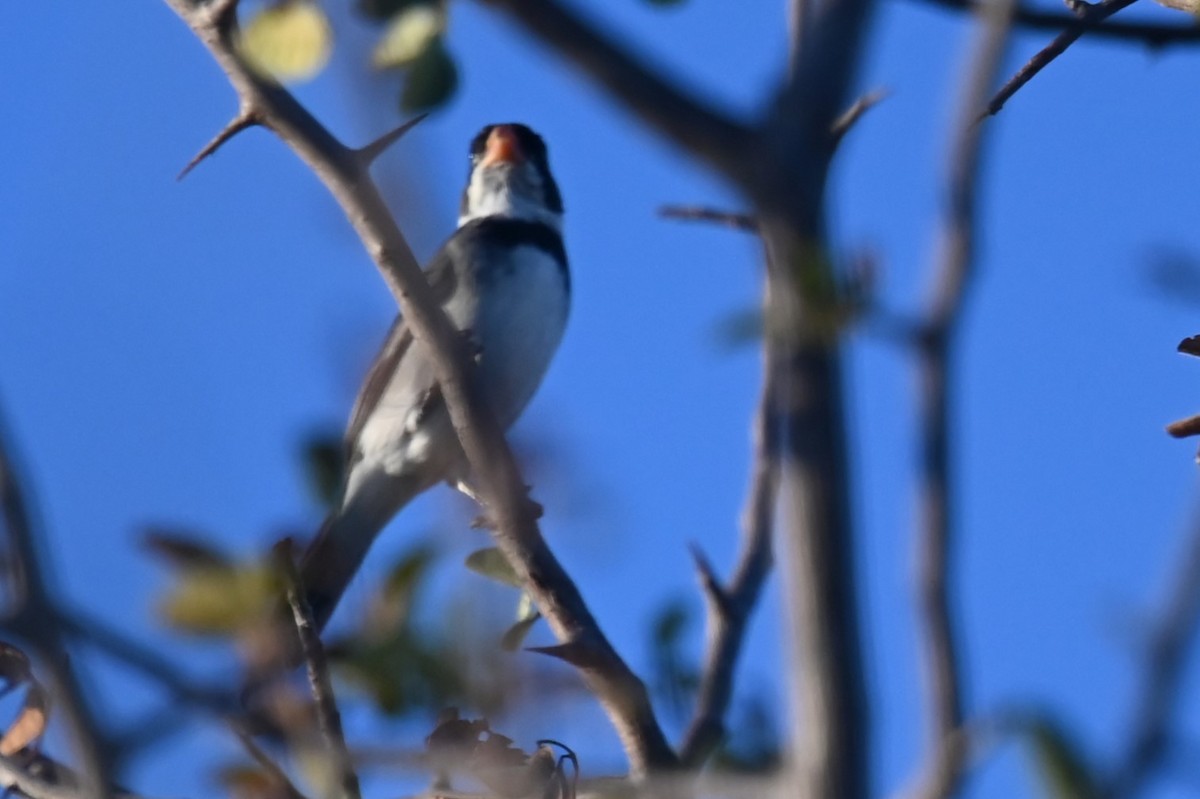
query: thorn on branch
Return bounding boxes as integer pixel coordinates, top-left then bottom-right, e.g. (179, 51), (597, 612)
(202, 0), (242, 32)
(355, 114), (429, 168)
(526, 642), (597, 668)
(177, 107), (259, 181)
(658, 205), (758, 233)
(688, 543), (732, 618)
(829, 87), (889, 149)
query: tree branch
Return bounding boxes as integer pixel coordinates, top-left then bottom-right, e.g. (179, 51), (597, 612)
(983, 0), (1140, 117)
(754, 0), (878, 796)
(277, 546), (358, 799)
(679, 365), (780, 767)
(657, 205), (758, 233)
(1100, 513), (1200, 799)
(909, 0), (1015, 796)
(918, 0), (1200, 45)
(163, 0), (676, 775)
(0, 405), (115, 799)
(474, 0), (752, 182)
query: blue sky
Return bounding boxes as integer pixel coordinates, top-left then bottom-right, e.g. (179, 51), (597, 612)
(4, 1), (1200, 797)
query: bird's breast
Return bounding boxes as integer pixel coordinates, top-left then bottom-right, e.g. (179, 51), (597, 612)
(472, 243), (570, 427)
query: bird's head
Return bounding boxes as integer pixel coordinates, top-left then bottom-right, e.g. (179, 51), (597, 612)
(458, 123), (563, 231)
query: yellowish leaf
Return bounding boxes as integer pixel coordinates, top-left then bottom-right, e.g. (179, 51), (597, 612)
(371, 4), (444, 69)
(240, 2), (332, 83)
(158, 564), (278, 635)
(0, 684), (48, 756)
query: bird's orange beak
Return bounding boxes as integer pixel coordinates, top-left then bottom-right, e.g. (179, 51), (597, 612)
(479, 125), (524, 167)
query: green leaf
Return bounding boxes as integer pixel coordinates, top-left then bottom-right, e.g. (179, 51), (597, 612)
(142, 528), (232, 570)
(157, 564), (278, 636)
(400, 37), (458, 113)
(653, 600), (690, 647)
(239, 1), (332, 83)
(500, 613), (541, 652)
(465, 548), (522, 588)
(372, 3), (444, 69)
(500, 595), (540, 651)
(713, 308), (764, 349)
(1022, 716), (1098, 799)
(302, 434), (343, 509)
(384, 543), (437, 602)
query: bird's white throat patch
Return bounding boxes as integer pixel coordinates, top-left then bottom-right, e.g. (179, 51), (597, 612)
(459, 167), (562, 232)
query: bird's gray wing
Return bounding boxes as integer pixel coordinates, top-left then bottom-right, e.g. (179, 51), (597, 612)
(342, 245), (461, 466)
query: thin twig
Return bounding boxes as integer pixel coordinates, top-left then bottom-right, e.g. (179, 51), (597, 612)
(906, 0), (1017, 797)
(0, 405), (115, 799)
(0, 753), (148, 799)
(276, 545), (359, 799)
(657, 205), (758, 233)
(1167, 415), (1200, 439)
(829, 88), (889, 149)
(164, 0), (676, 774)
(909, 0), (1015, 796)
(229, 721), (309, 799)
(58, 610), (235, 717)
(983, 0), (1140, 117)
(679, 363), (780, 767)
(919, 0), (1200, 44)
(1100, 513), (1200, 799)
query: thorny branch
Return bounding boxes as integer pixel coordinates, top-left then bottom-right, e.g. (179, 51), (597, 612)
(164, 0), (676, 775)
(909, 0), (1015, 795)
(679, 362), (780, 767)
(983, 0), (1140, 117)
(920, 0), (1200, 44)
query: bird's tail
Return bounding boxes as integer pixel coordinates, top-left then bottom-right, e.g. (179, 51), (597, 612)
(298, 470), (426, 632)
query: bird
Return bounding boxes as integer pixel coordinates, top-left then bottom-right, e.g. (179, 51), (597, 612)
(298, 123), (570, 631)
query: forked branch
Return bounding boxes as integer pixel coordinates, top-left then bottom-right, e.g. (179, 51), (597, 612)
(909, 0), (1015, 796)
(680, 363), (780, 767)
(163, 0), (676, 774)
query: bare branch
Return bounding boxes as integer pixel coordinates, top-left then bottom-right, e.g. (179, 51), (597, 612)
(918, 0), (1200, 44)
(58, 610), (235, 718)
(1178, 335), (1200, 357)
(829, 88), (889, 149)
(229, 721), (309, 799)
(908, 0), (1015, 796)
(1167, 415), (1200, 439)
(686, 543), (730, 615)
(177, 105), (259, 180)
(277, 545), (360, 799)
(657, 205), (758, 233)
(0, 406), (115, 799)
(474, 0), (751, 182)
(355, 114), (428, 168)
(0, 753), (151, 799)
(756, 0), (878, 793)
(1100, 514), (1200, 799)
(983, 0), (1139, 117)
(680, 365), (780, 768)
(163, 0), (676, 773)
